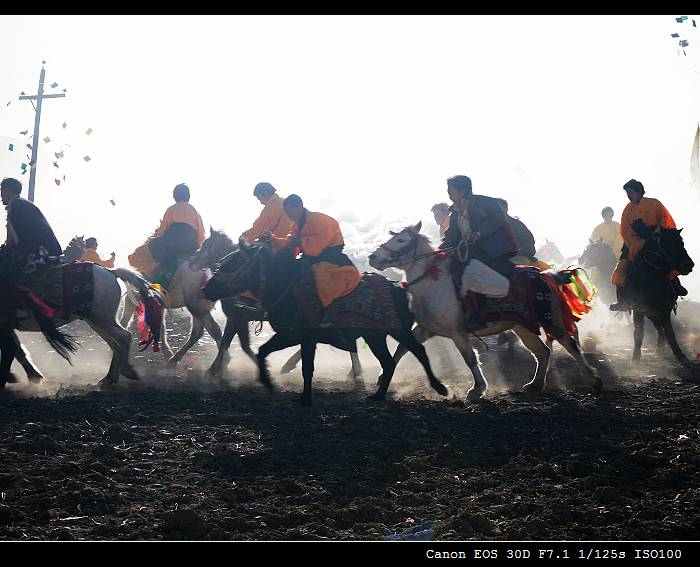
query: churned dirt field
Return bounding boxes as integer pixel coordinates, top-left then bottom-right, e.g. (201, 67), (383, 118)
(1, 304), (700, 541)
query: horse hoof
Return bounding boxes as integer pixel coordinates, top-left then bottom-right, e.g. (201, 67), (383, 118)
(98, 378), (118, 389)
(431, 381), (449, 397)
(27, 373), (44, 383)
(522, 381), (543, 394)
(259, 375), (274, 392)
(466, 387), (485, 401)
(366, 393), (385, 402)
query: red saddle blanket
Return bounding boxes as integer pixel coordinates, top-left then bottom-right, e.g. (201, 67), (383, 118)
(293, 271), (403, 331)
(462, 266), (561, 339)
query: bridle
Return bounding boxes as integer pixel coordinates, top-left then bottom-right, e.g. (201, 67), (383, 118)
(639, 233), (674, 272)
(378, 231), (454, 289)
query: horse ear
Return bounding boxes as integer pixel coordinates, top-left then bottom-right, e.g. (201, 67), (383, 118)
(678, 228), (683, 234)
(412, 220), (422, 233)
(389, 230), (398, 236)
(238, 237), (249, 254)
(210, 225), (216, 235)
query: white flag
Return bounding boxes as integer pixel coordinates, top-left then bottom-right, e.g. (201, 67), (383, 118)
(691, 123), (700, 194)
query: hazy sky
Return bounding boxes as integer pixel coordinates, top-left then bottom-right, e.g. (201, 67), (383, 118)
(1, 15), (699, 291)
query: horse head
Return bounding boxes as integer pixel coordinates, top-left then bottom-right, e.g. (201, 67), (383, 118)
(656, 227), (694, 276)
(203, 241), (271, 302)
(190, 228), (237, 271)
(579, 237), (614, 268)
(368, 221), (425, 271)
(62, 235), (87, 263)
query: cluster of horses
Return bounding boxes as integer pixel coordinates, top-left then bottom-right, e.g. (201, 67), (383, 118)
(1, 222), (695, 406)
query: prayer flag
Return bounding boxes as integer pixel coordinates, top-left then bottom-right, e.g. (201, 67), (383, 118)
(8, 144), (13, 151)
(680, 39), (690, 47)
(5, 101), (10, 106)
(83, 155), (91, 162)
(671, 33), (680, 38)
(50, 82), (58, 88)
(43, 136), (50, 143)
(20, 130), (28, 135)
(109, 199), (116, 206)
(55, 178), (61, 186)
(26, 143), (32, 150)
(693, 19), (697, 27)
(53, 161), (59, 168)
(85, 128), (93, 135)
(55, 151), (64, 159)
(676, 17), (684, 23)
(62, 122), (67, 129)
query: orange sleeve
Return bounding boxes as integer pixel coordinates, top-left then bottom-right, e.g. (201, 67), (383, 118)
(300, 214), (341, 256)
(657, 202), (676, 230)
(621, 205), (645, 260)
(244, 203), (278, 242)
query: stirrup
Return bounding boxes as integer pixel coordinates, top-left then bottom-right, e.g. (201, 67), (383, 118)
(609, 302), (628, 312)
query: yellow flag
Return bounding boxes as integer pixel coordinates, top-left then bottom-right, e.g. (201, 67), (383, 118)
(692, 123), (700, 194)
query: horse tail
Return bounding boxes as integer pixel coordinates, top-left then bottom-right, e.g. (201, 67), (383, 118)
(541, 268), (596, 336)
(14, 287), (77, 363)
(110, 268), (164, 352)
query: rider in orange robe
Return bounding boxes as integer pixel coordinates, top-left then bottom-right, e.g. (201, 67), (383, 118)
(128, 184), (205, 276)
(80, 237), (115, 268)
(270, 194), (360, 309)
(241, 182), (294, 244)
(610, 179), (685, 310)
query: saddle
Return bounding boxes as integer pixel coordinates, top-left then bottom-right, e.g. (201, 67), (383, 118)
(292, 269), (404, 332)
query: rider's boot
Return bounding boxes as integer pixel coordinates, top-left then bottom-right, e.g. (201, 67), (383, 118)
(609, 285), (628, 311)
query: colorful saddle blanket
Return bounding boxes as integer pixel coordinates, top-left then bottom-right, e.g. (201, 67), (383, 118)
(462, 266), (556, 338)
(10, 262), (95, 323)
(293, 271), (403, 331)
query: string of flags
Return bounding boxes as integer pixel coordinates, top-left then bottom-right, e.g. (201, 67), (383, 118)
(670, 15), (698, 55)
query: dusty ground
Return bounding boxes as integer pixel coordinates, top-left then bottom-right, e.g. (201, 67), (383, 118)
(1, 304), (700, 541)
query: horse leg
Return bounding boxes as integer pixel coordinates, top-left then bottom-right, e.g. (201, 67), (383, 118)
(451, 331), (488, 401)
(300, 341), (317, 406)
(346, 350), (364, 381)
(0, 330), (18, 389)
(119, 292), (137, 329)
(257, 333), (300, 392)
(160, 310), (174, 361)
(87, 320), (135, 386)
(366, 333), (398, 401)
(13, 331), (44, 382)
(516, 327), (552, 393)
(280, 349), (302, 374)
(208, 315), (238, 376)
(375, 325), (433, 386)
(391, 330), (448, 397)
(633, 310), (644, 362)
(237, 319), (257, 365)
(556, 332), (602, 392)
(168, 314), (205, 366)
(661, 312), (691, 365)
(202, 311), (226, 362)
(651, 317), (666, 354)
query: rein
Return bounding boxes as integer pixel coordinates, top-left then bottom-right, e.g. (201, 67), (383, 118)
(379, 232), (455, 289)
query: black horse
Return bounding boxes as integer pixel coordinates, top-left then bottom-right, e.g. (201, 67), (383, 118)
(579, 237), (618, 306)
(203, 239), (447, 406)
(626, 227), (694, 364)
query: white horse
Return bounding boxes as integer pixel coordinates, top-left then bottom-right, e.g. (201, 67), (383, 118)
(120, 259), (226, 368)
(3, 265), (160, 387)
(368, 222), (602, 400)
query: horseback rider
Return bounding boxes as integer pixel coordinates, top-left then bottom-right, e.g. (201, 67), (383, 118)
(241, 182), (294, 244)
(128, 183), (205, 279)
(80, 237), (115, 268)
(610, 179), (687, 311)
(267, 194), (361, 323)
(0, 177), (62, 289)
(439, 175), (519, 299)
(494, 198), (550, 270)
(590, 206), (624, 258)
(431, 202), (451, 239)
